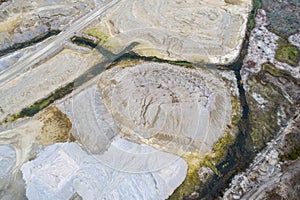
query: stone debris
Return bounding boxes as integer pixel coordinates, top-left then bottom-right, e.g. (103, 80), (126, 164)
(57, 84), (119, 154)
(198, 166), (214, 183)
(86, 0), (252, 64)
(0, 145), (16, 179)
(223, 114), (300, 200)
(250, 92), (268, 109)
(0, 0), (95, 51)
(242, 9), (300, 85)
(21, 140), (187, 200)
(0, 49), (101, 121)
(99, 62), (232, 155)
(289, 33), (300, 49)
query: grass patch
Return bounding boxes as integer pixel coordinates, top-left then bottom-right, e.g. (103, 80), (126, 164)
(168, 153), (202, 200)
(168, 133), (236, 199)
(261, 62), (283, 77)
(224, 0), (241, 5)
(281, 151), (300, 161)
(86, 28), (109, 45)
(275, 39), (299, 66)
(260, 62), (300, 87)
(212, 133), (235, 163)
(111, 52), (194, 68)
(247, 0), (262, 30)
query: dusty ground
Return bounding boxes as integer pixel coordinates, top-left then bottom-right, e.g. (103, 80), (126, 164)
(1, 0), (279, 199)
(0, 48), (102, 121)
(98, 62), (233, 155)
(84, 0), (252, 64)
(0, 0), (95, 51)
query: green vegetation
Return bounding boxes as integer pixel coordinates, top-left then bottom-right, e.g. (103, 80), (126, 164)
(150, 57), (193, 68)
(260, 62), (300, 87)
(71, 36), (97, 48)
(211, 133), (235, 163)
(261, 62), (283, 77)
(0, 30), (60, 57)
(169, 153), (202, 200)
(281, 151), (300, 161)
(247, 0), (262, 30)
(224, 0), (241, 5)
(248, 101), (279, 148)
(86, 28), (109, 44)
(112, 52), (194, 68)
(275, 39), (299, 66)
(248, 74), (283, 148)
(251, 62), (300, 149)
(5, 82), (74, 122)
(169, 133), (236, 199)
(280, 128), (300, 161)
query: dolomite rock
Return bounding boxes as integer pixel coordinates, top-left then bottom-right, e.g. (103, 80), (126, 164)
(198, 166), (214, 183)
(0, 120), (42, 171)
(0, 145), (16, 179)
(0, 0), (95, 51)
(0, 49), (102, 121)
(0, 120), (42, 198)
(57, 84), (119, 154)
(86, 0), (252, 64)
(240, 8), (300, 149)
(21, 140), (187, 200)
(98, 62), (232, 155)
(0, 145), (26, 200)
(223, 113), (300, 200)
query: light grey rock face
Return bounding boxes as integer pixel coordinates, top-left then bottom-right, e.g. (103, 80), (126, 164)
(0, 145), (16, 179)
(21, 140), (187, 200)
(0, 170), (27, 200)
(99, 63), (232, 155)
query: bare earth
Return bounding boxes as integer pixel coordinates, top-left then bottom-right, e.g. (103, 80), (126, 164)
(0, 0), (253, 199)
(86, 0), (251, 63)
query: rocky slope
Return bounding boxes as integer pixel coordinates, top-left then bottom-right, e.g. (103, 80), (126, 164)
(3, 0), (299, 199)
(222, 0), (300, 199)
(98, 62), (233, 155)
(223, 113), (300, 200)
